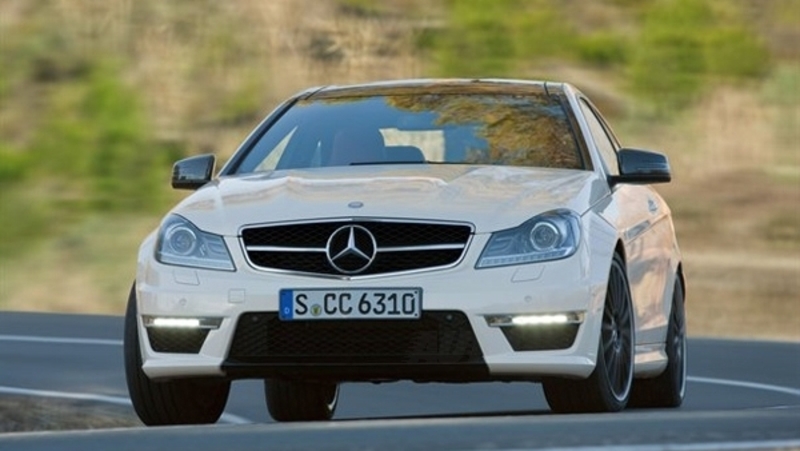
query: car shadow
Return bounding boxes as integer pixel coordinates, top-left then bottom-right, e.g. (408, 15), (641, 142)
(335, 409), (552, 422)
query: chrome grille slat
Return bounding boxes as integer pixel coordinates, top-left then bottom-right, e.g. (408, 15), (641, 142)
(244, 243), (465, 253)
(378, 243), (465, 252)
(245, 246), (326, 253)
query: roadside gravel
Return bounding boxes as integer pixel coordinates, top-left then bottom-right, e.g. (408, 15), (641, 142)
(0, 397), (140, 433)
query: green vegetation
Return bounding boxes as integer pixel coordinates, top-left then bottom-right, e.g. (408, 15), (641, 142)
(428, 0), (772, 113)
(0, 61), (173, 259)
(429, 0), (576, 77)
(629, 0), (769, 111)
(0, 0), (798, 340)
(0, 0), (271, 260)
(762, 64), (800, 167)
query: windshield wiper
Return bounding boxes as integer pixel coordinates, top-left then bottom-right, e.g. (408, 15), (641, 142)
(349, 160), (467, 166)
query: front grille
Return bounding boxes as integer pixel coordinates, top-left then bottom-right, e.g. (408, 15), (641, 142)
(227, 311), (482, 365)
(147, 328), (209, 353)
(500, 324), (580, 351)
(241, 220), (472, 276)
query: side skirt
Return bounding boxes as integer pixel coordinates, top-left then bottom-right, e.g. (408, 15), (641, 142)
(633, 343), (668, 378)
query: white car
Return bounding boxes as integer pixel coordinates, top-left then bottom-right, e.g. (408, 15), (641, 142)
(125, 79), (687, 425)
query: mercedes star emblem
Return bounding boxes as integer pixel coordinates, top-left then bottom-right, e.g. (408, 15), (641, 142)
(325, 225), (377, 274)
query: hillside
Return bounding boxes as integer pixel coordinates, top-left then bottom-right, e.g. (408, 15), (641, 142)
(0, 0), (798, 339)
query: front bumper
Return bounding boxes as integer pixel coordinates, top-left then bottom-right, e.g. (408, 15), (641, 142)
(136, 234), (607, 382)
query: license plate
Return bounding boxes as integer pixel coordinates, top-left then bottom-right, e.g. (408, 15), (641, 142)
(279, 288), (422, 321)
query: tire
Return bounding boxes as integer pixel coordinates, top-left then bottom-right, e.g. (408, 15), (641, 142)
(265, 378), (339, 422)
(124, 284), (231, 425)
(629, 276), (687, 408)
(543, 253), (634, 413)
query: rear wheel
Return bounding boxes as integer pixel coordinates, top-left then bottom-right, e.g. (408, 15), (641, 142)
(124, 284), (231, 425)
(630, 276), (687, 408)
(543, 253), (634, 413)
(265, 379), (339, 422)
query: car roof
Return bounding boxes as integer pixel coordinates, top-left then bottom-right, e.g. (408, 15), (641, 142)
(304, 78), (570, 99)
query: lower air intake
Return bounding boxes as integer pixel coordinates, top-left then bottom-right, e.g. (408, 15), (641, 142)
(228, 311), (482, 365)
(146, 328), (209, 354)
(501, 324), (580, 351)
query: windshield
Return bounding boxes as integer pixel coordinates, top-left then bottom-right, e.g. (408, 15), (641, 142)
(232, 93), (584, 174)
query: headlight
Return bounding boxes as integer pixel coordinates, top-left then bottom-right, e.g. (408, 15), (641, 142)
(476, 210), (581, 269)
(155, 215), (235, 271)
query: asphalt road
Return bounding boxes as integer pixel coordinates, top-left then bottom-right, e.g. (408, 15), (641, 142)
(0, 312), (798, 450)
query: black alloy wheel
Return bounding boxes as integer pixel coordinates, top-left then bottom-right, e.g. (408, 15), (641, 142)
(602, 253), (635, 403)
(543, 252), (634, 413)
(630, 275), (687, 408)
(124, 284), (231, 425)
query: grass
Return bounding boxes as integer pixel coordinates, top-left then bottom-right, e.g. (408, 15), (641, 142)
(1, 214), (161, 313)
(616, 67), (800, 341)
(645, 170), (799, 341)
(684, 252), (799, 341)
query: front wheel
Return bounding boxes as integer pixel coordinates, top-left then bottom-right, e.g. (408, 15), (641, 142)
(124, 284), (231, 425)
(543, 253), (634, 413)
(265, 379), (339, 422)
(630, 275), (687, 408)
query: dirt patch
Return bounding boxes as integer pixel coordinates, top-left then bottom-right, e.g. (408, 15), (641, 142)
(658, 169), (800, 342)
(0, 397), (140, 433)
(683, 252), (800, 341)
(661, 170), (800, 253)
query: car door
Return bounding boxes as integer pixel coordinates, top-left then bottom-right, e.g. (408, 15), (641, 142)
(578, 99), (670, 345)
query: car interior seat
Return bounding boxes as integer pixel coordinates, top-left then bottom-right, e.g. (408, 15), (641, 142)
(328, 127), (385, 166)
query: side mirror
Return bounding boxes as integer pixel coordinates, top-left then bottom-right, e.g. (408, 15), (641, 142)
(610, 148), (671, 186)
(171, 154), (216, 190)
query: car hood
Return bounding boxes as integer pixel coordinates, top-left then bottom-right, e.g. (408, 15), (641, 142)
(172, 165), (606, 235)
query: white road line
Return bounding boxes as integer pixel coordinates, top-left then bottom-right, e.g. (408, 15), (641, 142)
(688, 376), (800, 397)
(0, 335), (122, 346)
(0, 386), (133, 407)
(0, 334), (253, 424)
(520, 439), (800, 451)
(0, 386), (252, 425)
(4, 333), (800, 419)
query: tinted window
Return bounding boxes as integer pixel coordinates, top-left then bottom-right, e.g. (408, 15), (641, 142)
(233, 94), (584, 173)
(579, 99), (619, 176)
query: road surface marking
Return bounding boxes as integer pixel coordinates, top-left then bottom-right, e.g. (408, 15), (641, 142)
(523, 439), (800, 451)
(4, 334), (799, 405)
(0, 334), (122, 346)
(688, 376), (800, 397)
(0, 385), (252, 425)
